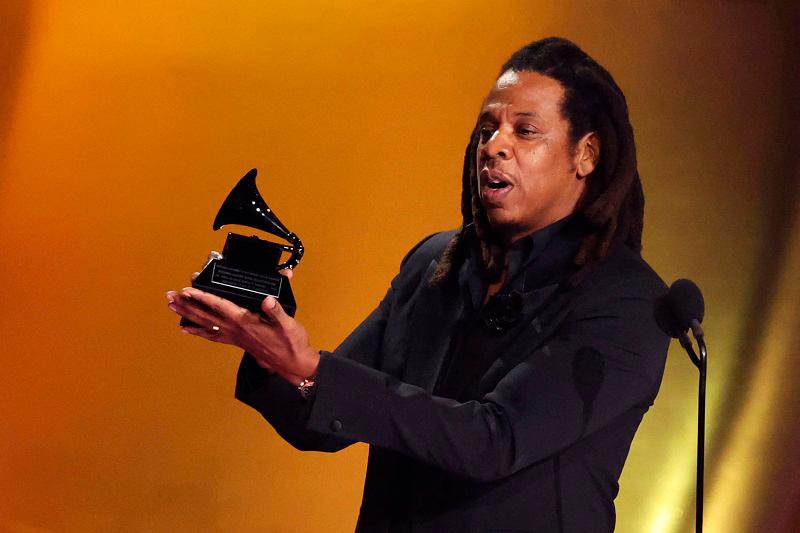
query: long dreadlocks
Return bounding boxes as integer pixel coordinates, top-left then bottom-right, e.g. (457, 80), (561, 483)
(430, 37), (644, 287)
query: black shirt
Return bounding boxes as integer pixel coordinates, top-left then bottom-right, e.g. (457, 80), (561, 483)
(436, 216), (581, 401)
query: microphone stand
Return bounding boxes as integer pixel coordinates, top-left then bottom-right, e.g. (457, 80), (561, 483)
(679, 321), (707, 533)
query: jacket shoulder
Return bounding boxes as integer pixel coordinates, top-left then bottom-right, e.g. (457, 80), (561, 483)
(575, 242), (668, 301)
(381, 230), (457, 300)
(399, 230), (457, 271)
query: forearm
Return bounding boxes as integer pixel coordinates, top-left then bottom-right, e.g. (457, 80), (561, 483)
(234, 232), (463, 453)
(303, 312), (667, 482)
(306, 352), (518, 481)
(235, 352), (355, 452)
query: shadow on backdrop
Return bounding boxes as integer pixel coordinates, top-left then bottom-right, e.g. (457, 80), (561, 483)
(0, 1), (32, 176)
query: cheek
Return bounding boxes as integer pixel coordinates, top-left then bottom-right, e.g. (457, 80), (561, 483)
(523, 141), (573, 179)
(516, 147), (558, 187)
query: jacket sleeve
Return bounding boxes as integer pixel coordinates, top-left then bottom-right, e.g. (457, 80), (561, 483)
(234, 233), (441, 452)
(303, 273), (670, 481)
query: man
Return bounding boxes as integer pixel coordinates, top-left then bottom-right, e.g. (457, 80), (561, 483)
(167, 37), (669, 532)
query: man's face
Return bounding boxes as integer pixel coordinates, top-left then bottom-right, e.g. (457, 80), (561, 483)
(476, 70), (592, 243)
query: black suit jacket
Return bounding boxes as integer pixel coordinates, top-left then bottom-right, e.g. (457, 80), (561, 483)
(235, 227), (670, 532)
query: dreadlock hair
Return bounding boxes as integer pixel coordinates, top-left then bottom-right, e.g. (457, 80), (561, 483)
(430, 37), (644, 288)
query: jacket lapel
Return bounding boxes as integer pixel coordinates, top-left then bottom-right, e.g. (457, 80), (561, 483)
(475, 284), (572, 397)
(401, 259), (466, 392)
(444, 282), (567, 400)
(468, 219), (585, 395)
(399, 215), (583, 395)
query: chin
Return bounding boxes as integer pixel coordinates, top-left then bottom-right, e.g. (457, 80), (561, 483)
(485, 216), (526, 240)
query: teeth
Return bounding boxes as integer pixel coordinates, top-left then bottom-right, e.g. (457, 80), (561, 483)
(482, 170), (510, 190)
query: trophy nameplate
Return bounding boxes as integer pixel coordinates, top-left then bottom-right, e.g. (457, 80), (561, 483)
(181, 168), (303, 323)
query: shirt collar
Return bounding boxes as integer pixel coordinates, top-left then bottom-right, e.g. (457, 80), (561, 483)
(459, 214), (588, 309)
(505, 214), (574, 283)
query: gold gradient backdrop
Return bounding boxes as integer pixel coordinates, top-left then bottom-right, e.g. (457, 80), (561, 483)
(1, 2), (798, 532)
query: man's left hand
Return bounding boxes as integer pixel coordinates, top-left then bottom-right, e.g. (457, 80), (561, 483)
(166, 284), (319, 385)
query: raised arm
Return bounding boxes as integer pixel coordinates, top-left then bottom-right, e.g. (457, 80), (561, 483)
(302, 273), (669, 481)
(167, 233), (443, 452)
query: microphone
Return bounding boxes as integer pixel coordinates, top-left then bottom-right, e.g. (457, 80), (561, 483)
(655, 278), (704, 336)
(667, 278), (705, 338)
(655, 278), (705, 366)
(655, 278), (708, 533)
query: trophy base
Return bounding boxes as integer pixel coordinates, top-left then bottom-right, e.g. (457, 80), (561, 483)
(178, 257), (297, 329)
(179, 232), (298, 328)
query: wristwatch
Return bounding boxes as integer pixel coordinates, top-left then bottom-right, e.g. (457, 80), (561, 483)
(297, 376), (317, 399)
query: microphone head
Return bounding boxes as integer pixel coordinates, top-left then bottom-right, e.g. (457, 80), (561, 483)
(654, 278), (705, 339)
(668, 278), (705, 329)
(654, 293), (682, 339)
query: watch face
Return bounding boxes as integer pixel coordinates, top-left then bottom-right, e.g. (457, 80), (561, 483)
(297, 379), (316, 399)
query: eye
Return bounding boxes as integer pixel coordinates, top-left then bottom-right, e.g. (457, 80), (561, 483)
(516, 125), (538, 137)
(478, 125), (496, 143)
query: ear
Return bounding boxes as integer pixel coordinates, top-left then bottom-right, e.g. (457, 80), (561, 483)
(573, 131), (601, 179)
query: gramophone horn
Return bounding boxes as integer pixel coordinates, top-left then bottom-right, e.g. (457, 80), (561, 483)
(213, 168), (304, 270)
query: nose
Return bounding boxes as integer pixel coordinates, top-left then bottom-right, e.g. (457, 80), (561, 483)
(480, 128), (512, 161)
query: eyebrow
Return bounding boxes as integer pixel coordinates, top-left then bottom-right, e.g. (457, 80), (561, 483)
(478, 110), (541, 122)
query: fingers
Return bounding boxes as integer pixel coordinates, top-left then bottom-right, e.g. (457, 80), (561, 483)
(168, 285), (313, 382)
(166, 288), (245, 332)
(278, 268), (293, 279)
(167, 292), (214, 327)
(180, 324), (226, 342)
(260, 296), (291, 327)
(168, 290), (242, 344)
(182, 287), (244, 318)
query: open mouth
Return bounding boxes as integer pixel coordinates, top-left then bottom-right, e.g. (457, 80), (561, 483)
(480, 169), (513, 200)
(486, 177), (510, 190)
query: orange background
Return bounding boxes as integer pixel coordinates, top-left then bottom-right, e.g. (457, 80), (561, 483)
(1, 2), (798, 532)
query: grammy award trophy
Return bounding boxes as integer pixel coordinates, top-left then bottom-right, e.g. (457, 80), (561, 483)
(181, 168), (303, 323)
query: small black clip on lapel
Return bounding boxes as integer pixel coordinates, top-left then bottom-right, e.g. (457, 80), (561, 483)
(484, 290), (524, 333)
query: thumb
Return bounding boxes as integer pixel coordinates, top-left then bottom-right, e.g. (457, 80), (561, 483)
(261, 296), (290, 325)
